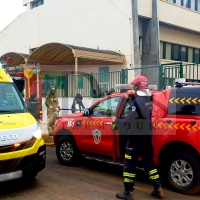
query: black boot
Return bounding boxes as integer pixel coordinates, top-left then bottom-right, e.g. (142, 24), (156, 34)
(116, 190), (134, 200)
(150, 177), (164, 199)
(151, 187), (164, 199)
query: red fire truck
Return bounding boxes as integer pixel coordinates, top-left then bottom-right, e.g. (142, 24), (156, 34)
(53, 81), (200, 195)
(8, 66), (43, 120)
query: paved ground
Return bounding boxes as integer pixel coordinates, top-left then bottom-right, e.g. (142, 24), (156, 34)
(0, 147), (200, 200)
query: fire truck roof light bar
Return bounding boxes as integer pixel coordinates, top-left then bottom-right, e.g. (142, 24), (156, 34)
(175, 78), (200, 88)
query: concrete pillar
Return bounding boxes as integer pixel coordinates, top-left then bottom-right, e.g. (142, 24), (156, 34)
(131, 0), (140, 76)
(75, 56), (78, 75)
(141, 0), (160, 86)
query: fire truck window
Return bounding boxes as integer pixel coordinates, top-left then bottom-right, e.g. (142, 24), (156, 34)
(121, 98), (133, 118)
(91, 96), (120, 116)
(168, 88), (200, 116)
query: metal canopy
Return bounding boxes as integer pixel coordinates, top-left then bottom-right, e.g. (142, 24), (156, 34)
(0, 52), (28, 67)
(27, 43), (124, 65)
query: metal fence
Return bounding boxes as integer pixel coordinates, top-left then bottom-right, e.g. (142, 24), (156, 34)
(42, 71), (123, 97)
(41, 63), (200, 97)
(183, 64), (200, 82)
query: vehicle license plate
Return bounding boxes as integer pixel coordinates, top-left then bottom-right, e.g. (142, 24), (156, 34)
(0, 170), (22, 182)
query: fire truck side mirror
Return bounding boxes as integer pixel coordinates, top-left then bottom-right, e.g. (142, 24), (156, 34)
(83, 108), (91, 116)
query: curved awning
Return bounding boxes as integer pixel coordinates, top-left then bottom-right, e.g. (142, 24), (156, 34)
(0, 52), (28, 67)
(27, 43), (124, 65)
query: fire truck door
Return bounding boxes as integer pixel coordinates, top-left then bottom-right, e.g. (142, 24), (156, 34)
(81, 96), (121, 156)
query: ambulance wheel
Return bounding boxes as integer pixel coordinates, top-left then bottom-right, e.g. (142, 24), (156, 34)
(164, 151), (200, 194)
(56, 136), (80, 166)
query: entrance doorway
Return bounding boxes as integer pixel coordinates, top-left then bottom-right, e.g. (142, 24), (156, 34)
(13, 78), (25, 99)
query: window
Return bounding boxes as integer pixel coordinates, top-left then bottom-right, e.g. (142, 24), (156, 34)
(176, 0), (182, 6)
(168, 0), (200, 12)
(166, 43), (172, 60)
(198, 0), (200, 11)
(172, 44), (180, 60)
(181, 46), (187, 62)
(31, 0), (44, 9)
(160, 42), (164, 59)
(182, 0), (190, 8)
(188, 48), (193, 63)
(194, 49), (200, 64)
(121, 97), (135, 118)
(191, 0), (196, 10)
(168, 88), (200, 115)
(91, 96), (121, 116)
(160, 41), (200, 63)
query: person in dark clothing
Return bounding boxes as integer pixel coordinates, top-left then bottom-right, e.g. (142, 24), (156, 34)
(27, 93), (39, 119)
(71, 93), (85, 113)
(99, 88), (107, 98)
(113, 76), (164, 200)
(108, 88), (115, 95)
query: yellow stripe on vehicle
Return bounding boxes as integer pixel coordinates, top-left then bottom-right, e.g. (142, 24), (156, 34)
(0, 113), (36, 130)
(0, 137), (45, 160)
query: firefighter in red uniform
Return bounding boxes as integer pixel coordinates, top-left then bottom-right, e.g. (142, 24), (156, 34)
(113, 76), (164, 200)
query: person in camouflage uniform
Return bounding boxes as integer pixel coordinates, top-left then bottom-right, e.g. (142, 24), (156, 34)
(45, 86), (60, 136)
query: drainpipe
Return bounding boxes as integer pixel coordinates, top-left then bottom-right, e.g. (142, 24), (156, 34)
(36, 63), (41, 99)
(131, 0), (140, 76)
(75, 56), (78, 95)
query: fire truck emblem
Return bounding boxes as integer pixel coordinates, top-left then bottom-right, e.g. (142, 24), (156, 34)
(92, 129), (101, 144)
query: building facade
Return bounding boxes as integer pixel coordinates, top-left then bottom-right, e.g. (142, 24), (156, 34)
(1, 0), (200, 67)
(0, 0), (200, 121)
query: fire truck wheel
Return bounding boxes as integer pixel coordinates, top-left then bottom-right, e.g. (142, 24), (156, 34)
(164, 151), (200, 195)
(56, 136), (81, 166)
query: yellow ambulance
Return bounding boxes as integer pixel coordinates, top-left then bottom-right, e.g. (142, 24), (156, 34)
(0, 63), (46, 182)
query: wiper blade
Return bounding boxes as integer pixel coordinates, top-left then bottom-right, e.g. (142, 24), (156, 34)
(0, 110), (15, 113)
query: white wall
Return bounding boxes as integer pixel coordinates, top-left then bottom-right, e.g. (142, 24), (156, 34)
(160, 25), (200, 48)
(1, 0), (200, 70)
(0, 0), (133, 68)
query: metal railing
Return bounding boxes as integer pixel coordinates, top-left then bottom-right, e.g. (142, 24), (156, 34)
(41, 63), (200, 97)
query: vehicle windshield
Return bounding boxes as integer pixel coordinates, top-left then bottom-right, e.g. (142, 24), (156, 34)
(0, 82), (25, 113)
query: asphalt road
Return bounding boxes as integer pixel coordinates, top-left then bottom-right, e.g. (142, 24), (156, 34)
(0, 146), (200, 200)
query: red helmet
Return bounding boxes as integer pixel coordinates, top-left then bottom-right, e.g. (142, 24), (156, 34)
(131, 76), (148, 91)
